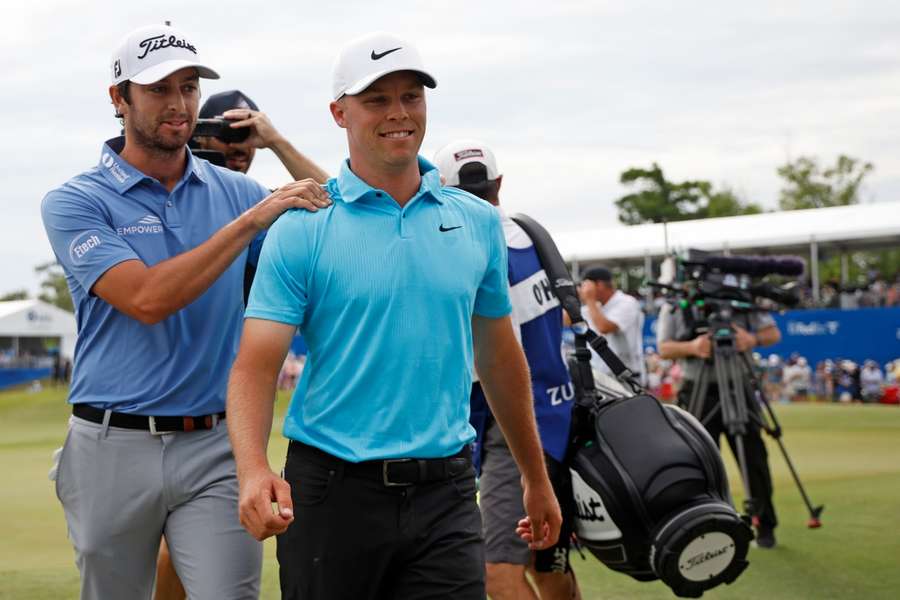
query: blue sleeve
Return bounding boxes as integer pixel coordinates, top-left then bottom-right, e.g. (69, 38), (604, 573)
(243, 177), (271, 268)
(473, 209), (512, 318)
(41, 187), (141, 295)
(244, 211), (309, 326)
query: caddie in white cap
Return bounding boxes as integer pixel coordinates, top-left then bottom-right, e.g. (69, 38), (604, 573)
(42, 22), (330, 600)
(435, 139), (585, 600)
(227, 31), (562, 599)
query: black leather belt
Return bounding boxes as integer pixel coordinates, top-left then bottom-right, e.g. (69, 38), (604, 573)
(73, 404), (226, 434)
(288, 441), (471, 487)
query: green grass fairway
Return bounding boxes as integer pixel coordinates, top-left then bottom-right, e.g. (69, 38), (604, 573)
(2, 387), (899, 599)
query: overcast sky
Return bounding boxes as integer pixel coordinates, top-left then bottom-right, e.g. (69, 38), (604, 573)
(4, 0), (900, 295)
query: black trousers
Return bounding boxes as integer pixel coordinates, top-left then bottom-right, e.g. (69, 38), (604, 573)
(679, 382), (778, 530)
(276, 442), (485, 600)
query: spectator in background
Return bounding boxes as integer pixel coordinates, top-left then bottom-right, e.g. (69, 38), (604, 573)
(193, 89), (328, 182)
(834, 360), (856, 402)
(764, 354), (784, 403)
(578, 267), (646, 384)
(860, 360), (884, 403)
(783, 355), (812, 402)
(814, 360), (834, 403)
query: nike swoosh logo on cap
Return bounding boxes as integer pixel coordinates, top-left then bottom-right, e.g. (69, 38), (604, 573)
(371, 47), (402, 60)
(439, 225), (462, 232)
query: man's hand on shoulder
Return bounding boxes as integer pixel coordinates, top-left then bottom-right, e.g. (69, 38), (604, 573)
(245, 179), (332, 230)
(237, 465), (294, 541)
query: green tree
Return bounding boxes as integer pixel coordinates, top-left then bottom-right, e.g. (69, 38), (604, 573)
(615, 163), (761, 224)
(698, 187), (763, 219)
(777, 155), (874, 210)
(35, 261), (73, 312)
(0, 290), (29, 301)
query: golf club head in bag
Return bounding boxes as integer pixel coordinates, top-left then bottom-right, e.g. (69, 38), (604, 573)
(569, 393), (753, 598)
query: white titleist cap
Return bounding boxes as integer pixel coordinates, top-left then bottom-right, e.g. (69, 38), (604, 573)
(110, 24), (220, 85)
(433, 139), (500, 187)
(331, 31), (437, 100)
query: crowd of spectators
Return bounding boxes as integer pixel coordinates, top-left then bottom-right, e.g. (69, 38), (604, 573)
(811, 277), (900, 309)
(643, 349), (900, 405)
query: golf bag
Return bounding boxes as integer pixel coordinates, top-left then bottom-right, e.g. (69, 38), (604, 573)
(511, 214), (753, 598)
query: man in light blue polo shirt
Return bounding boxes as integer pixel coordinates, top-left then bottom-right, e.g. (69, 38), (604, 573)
(226, 32), (562, 599)
(41, 23), (330, 600)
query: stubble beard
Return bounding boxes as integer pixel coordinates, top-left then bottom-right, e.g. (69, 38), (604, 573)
(129, 115), (192, 159)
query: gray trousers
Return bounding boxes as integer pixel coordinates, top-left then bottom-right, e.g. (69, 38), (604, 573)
(53, 415), (262, 600)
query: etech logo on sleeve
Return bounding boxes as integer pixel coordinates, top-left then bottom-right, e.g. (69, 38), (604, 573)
(68, 230), (103, 263)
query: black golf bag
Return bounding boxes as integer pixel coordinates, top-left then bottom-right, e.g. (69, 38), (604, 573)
(512, 214), (753, 598)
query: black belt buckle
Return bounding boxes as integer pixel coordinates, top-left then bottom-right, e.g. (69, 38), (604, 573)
(382, 458), (414, 487)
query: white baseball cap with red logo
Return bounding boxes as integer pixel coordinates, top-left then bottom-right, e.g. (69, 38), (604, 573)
(433, 140), (501, 187)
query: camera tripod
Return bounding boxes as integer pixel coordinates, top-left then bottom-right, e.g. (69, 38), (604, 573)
(684, 317), (824, 529)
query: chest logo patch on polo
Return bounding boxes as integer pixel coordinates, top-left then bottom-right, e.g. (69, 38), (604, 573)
(117, 214), (165, 236)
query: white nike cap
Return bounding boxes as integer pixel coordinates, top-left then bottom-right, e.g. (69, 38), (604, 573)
(433, 139), (500, 187)
(110, 24), (220, 85)
(331, 31), (437, 100)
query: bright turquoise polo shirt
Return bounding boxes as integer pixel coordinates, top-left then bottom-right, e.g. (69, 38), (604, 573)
(246, 157), (512, 461)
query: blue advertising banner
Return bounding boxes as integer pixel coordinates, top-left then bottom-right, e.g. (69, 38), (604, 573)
(0, 368), (52, 391)
(643, 307), (900, 367)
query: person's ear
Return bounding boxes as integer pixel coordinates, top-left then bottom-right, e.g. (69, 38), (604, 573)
(329, 99), (347, 129)
(109, 85), (128, 119)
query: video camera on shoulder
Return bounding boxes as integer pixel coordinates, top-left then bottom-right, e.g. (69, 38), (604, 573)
(192, 118), (250, 144)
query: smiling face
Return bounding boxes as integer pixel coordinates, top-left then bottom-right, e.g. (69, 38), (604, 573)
(330, 70), (426, 176)
(113, 67), (200, 155)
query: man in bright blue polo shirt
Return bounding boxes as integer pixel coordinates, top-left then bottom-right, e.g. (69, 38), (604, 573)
(41, 23), (330, 600)
(227, 31), (561, 599)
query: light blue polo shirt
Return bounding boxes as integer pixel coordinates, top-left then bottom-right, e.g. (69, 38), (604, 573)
(246, 157), (512, 461)
(41, 140), (269, 416)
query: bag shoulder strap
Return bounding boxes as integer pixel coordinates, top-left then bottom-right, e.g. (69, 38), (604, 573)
(510, 213), (638, 386)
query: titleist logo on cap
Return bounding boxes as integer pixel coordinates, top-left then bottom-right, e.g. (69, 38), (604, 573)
(137, 34), (197, 60)
(454, 149), (484, 161)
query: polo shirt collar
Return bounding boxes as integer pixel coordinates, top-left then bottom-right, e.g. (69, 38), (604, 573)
(98, 138), (207, 193)
(336, 156), (444, 205)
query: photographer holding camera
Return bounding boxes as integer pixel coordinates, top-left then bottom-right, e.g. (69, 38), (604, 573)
(656, 300), (782, 548)
(191, 89), (328, 182)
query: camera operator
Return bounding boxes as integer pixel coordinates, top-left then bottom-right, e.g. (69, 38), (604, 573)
(656, 302), (782, 547)
(433, 140), (581, 600)
(192, 89), (328, 182)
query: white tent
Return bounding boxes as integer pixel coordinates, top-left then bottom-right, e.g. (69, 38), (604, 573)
(550, 202), (900, 301)
(0, 299), (77, 360)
